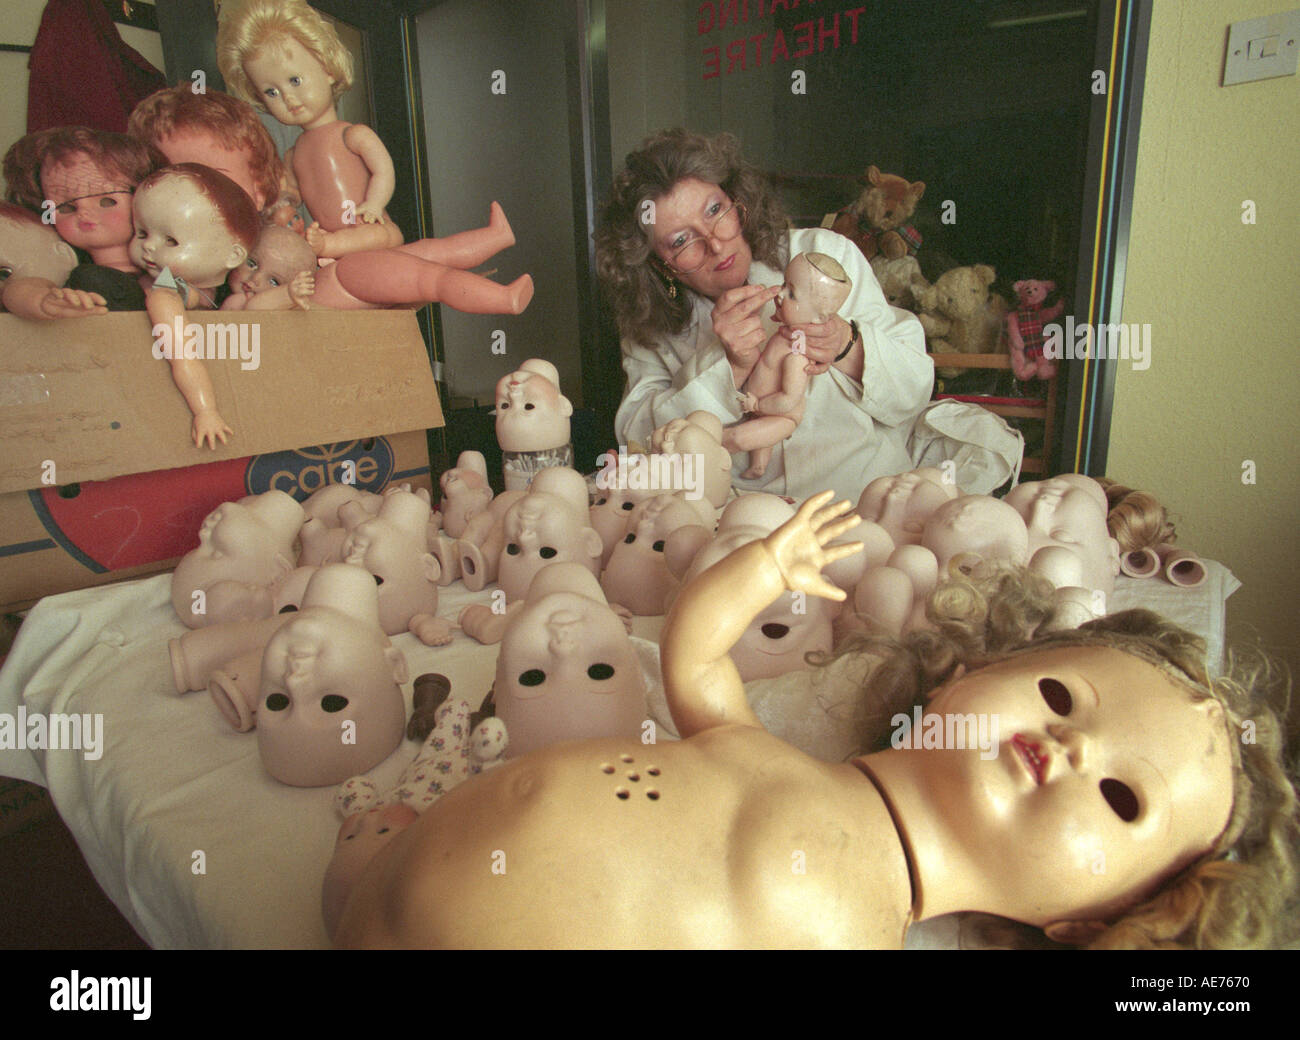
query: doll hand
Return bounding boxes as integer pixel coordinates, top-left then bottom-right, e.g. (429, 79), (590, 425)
(192, 410), (233, 450)
(764, 491), (862, 602)
(409, 613), (454, 646)
(738, 391), (759, 414)
(41, 287), (108, 318)
(289, 270), (315, 310)
(305, 222), (330, 254)
(353, 201), (384, 224)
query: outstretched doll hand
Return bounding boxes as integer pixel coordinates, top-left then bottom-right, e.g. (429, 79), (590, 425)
(40, 287), (108, 318)
(763, 490), (862, 602)
(192, 410), (233, 451)
(289, 270), (315, 310)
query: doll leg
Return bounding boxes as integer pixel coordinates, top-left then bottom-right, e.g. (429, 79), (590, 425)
(726, 414), (797, 454)
(308, 219), (405, 259)
(395, 202), (516, 270)
(333, 252), (533, 315)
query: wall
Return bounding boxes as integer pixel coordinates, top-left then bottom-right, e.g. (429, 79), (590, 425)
(0, 0), (165, 154)
(1111, 1), (1300, 680)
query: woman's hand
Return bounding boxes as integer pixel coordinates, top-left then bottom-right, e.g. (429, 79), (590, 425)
(712, 283), (780, 381)
(776, 314), (852, 375)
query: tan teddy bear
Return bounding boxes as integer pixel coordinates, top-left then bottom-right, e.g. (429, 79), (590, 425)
(870, 254), (930, 312)
(832, 165), (925, 261)
(915, 264), (1007, 378)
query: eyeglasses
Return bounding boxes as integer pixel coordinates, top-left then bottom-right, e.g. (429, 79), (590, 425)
(665, 202), (746, 273)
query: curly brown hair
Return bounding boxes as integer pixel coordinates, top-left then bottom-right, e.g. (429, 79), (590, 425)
(3, 127), (166, 212)
(595, 128), (789, 342)
(833, 567), (1299, 949)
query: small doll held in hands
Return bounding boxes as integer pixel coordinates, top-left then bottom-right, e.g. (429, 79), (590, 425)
(130, 163), (260, 449)
(732, 252), (852, 478)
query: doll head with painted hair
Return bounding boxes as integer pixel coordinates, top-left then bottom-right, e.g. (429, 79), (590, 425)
(217, 0), (355, 109)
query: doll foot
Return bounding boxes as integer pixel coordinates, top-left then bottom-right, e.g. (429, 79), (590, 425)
(505, 273), (534, 315)
(488, 201), (516, 250)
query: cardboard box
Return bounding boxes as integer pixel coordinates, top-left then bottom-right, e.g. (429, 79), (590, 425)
(0, 311), (444, 611)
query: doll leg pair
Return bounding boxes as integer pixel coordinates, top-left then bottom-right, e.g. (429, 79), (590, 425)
(331, 201), (533, 315)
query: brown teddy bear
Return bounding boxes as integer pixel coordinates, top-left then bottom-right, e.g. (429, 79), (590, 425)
(832, 165), (925, 261)
(915, 264), (1007, 378)
(870, 255), (930, 311)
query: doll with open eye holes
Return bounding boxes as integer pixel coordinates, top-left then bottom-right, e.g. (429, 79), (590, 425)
(325, 493), (1296, 949)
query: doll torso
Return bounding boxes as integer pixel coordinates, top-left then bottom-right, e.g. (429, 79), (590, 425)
(293, 121), (375, 231)
(335, 725), (910, 948)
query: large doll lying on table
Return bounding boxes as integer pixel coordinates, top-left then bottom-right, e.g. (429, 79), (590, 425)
(328, 494), (1298, 949)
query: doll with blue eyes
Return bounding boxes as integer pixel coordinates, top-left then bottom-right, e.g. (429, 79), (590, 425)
(328, 493), (1298, 948)
(216, 0), (531, 316)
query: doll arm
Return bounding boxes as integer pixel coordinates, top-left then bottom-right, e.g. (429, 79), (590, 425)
(343, 124), (397, 223)
(661, 492), (859, 738)
(2, 277), (107, 319)
(146, 278), (233, 449)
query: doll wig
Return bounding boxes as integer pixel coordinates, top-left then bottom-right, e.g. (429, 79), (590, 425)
(137, 163), (261, 254)
(216, 0), (354, 107)
(3, 126), (166, 212)
(595, 128), (789, 342)
(1095, 476), (1177, 553)
(127, 86), (284, 214)
(836, 566), (1299, 949)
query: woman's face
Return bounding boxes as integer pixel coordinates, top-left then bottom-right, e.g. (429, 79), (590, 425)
(649, 177), (752, 301)
(920, 646), (1234, 926)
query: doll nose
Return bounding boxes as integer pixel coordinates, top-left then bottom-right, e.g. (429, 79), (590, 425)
(1046, 723), (1090, 771)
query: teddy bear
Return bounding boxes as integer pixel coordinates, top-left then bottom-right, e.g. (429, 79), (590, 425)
(915, 264), (1007, 379)
(1006, 278), (1066, 381)
(832, 165), (925, 261)
(870, 254), (930, 311)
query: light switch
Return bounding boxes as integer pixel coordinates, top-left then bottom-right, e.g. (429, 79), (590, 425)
(1223, 10), (1300, 85)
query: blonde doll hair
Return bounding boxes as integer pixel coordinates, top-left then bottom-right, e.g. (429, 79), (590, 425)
(1096, 476), (1177, 552)
(833, 566), (1298, 949)
(217, 0), (354, 109)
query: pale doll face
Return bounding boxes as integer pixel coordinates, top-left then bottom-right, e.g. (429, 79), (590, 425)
(919, 646), (1233, 926)
(342, 518), (438, 634)
(152, 127), (266, 211)
(257, 610), (406, 787)
(495, 589), (644, 756)
(730, 589), (834, 682)
(494, 369), (571, 452)
(0, 217), (77, 291)
(1005, 478), (1120, 596)
(130, 176), (247, 288)
(599, 497), (684, 616)
(40, 154), (136, 256)
(228, 226), (315, 296)
(323, 804), (418, 939)
(243, 35), (337, 130)
(499, 497), (599, 602)
(650, 177), (752, 301)
(170, 500), (291, 624)
(858, 469), (956, 546)
(773, 254), (847, 326)
(921, 495), (1029, 574)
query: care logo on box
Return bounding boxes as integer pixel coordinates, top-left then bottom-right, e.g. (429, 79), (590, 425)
(246, 439), (396, 498)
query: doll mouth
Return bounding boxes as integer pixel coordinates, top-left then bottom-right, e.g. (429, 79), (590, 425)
(1011, 734), (1047, 784)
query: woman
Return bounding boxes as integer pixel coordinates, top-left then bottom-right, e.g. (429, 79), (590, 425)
(596, 128), (932, 504)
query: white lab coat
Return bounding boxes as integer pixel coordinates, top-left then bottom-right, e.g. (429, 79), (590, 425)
(614, 227), (933, 504)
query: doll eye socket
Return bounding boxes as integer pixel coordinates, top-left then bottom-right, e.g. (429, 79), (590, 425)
(97, 196), (119, 209)
(519, 668), (546, 687)
(55, 202), (77, 215)
(506, 543), (520, 555)
(266, 693), (289, 711)
(623, 533), (635, 544)
(620, 501), (634, 511)
(1039, 677), (1072, 716)
(524, 403), (535, 410)
(135, 228), (146, 239)
(289, 75), (303, 86)
(652, 540), (665, 552)
(539, 546), (557, 559)
(1100, 779), (1139, 822)
(498, 402), (509, 410)
(321, 695), (349, 713)
(269, 276), (282, 287)
(595, 497), (606, 506)
(0, 266), (11, 281)
(166, 237), (178, 247)
(264, 87), (279, 98)
(760, 623), (790, 640)
(587, 663), (615, 680)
